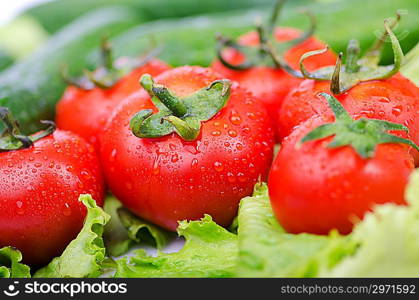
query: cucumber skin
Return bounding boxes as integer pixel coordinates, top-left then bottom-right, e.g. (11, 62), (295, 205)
(0, 51), (13, 71)
(0, 7), (138, 134)
(95, 0), (419, 68)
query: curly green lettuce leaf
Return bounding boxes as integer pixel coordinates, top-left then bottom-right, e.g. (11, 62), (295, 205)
(323, 169), (419, 277)
(103, 196), (131, 257)
(34, 194), (110, 278)
(235, 183), (355, 277)
(103, 196), (170, 257)
(0, 247), (30, 278)
(114, 215), (238, 278)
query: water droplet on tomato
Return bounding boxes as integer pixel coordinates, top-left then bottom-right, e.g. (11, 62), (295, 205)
(211, 130), (221, 136)
(248, 163), (256, 173)
(228, 130), (237, 137)
(360, 109), (374, 118)
(191, 158), (199, 168)
(153, 160), (160, 175)
(237, 172), (247, 183)
(171, 154), (179, 163)
(227, 172), (236, 183)
(377, 96), (391, 103)
(392, 105), (402, 116)
(213, 162), (224, 172)
(109, 149), (117, 162)
(230, 114), (242, 125)
(63, 203), (72, 216)
(247, 112), (257, 120)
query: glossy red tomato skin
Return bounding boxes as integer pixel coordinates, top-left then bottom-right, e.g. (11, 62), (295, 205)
(100, 66), (275, 231)
(56, 59), (170, 151)
(278, 73), (419, 146)
(211, 27), (336, 127)
(268, 115), (414, 235)
(0, 130), (104, 265)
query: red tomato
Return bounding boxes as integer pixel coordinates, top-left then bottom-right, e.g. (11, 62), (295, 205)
(100, 66), (275, 231)
(277, 74), (419, 149)
(56, 59), (170, 151)
(0, 130), (104, 265)
(268, 115), (415, 235)
(211, 28), (336, 127)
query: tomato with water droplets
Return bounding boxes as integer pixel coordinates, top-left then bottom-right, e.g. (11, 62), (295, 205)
(0, 129), (104, 265)
(56, 59), (170, 151)
(100, 66), (275, 231)
(269, 106), (416, 235)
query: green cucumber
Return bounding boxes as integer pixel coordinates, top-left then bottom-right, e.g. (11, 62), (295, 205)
(96, 10), (261, 67)
(0, 7), (138, 133)
(92, 0), (419, 68)
(0, 51), (13, 71)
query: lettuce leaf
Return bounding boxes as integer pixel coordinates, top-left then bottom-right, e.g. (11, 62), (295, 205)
(103, 196), (170, 257)
(34, 194), (110, 278)
(103, 196), (131, 257)
(235, 183), (355, 277)
(323, 170), (419, 277)
(118, 208), (170, 250)
(0, 247), (31, 278)
(114, 215), (237, 278)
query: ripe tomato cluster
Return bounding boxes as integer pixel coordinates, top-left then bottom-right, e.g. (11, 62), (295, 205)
(1, 4), (418, 267)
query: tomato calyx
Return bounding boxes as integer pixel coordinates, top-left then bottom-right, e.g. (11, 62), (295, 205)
(0, 107), (56, 152)
(130, 74), (231, 141)
(62, 38), (161, 90)
(300, 93), (419, 158)
(285, 15), (403, 94)
(216, 0), (316, 70)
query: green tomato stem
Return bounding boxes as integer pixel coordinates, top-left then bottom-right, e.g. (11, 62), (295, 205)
(0, 107), (55, 152)
(345, 39), (361, 73)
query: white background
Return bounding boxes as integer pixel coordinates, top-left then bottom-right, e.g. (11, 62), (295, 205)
(0, 0), (51, 25)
